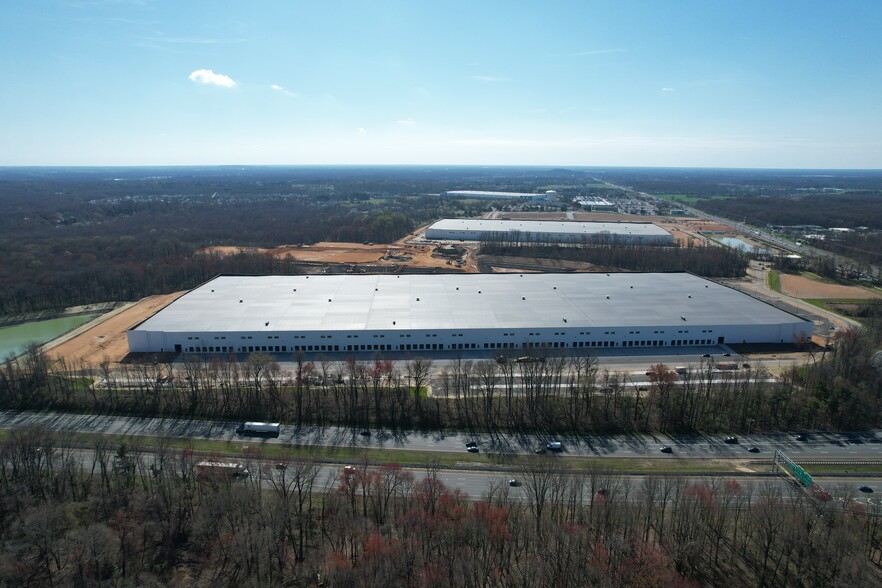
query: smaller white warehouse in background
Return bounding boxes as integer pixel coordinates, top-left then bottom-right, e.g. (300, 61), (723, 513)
(425, 218), (674, 245)
(444, 190), (556, 200)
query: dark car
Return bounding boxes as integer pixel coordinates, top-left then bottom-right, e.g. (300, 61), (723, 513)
(467, 446), (479, 453)
(660, 446), (673, 453)
(534, 447), (547, 454)
(701, 353), (712, 358)
(508, 479), (521, 487)
(747, 446), (760, 453)
(795, 434), (806, 441)
(724, 436), (738, 444)
(742, 363), (751, 369)
(465, 441), (478, 448)
(859, 485), (874, 493)
(723, 352), (731, 357)
(359, 430), (371, 437)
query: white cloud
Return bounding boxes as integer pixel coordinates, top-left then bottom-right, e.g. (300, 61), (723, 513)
(471, 75), (510, 83)
(356, 127), (367, 134)
(270, 84), (299, 97)
(661, 87), (675, 93)
(188, 69), (236, 88)
(397, 118), (416, 126)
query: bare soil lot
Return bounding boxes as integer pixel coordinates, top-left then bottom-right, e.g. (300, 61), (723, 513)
(779, 274), (882, 300)
(45, 292), (186, 367)
(202, 241), (465, 271)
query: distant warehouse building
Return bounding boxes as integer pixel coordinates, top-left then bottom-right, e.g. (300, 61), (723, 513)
(444, 190), (557, 200)
(128, 273), (811, 355)
(424, 218), (674, 245)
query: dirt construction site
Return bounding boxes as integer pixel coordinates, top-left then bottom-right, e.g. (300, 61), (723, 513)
(43, 292), (185, 367)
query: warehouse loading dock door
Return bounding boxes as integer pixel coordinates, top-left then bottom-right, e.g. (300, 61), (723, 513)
(717, 336), (725, 344)
(174, 344), (182, 353)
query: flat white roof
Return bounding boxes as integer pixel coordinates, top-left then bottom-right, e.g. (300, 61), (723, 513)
(445, 190), (538, 198)
(133, 273), (807, 334)
(427, 218), (671, 238)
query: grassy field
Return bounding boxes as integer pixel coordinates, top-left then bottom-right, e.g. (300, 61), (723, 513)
(656, 193), (700, 204)
(656, 193), (733, 204)
(800, 271), (840, 284)
(804, 298), (875, 320)
(768, 270), (782, 293)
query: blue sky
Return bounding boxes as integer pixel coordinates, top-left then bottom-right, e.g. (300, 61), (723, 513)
(2, 1), (881, 168)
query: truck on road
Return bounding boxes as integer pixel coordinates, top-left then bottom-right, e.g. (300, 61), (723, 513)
(236, 421), (281, 438)
(196, 461), (250, 480)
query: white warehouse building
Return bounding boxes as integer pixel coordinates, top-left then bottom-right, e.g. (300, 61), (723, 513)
(425, 218), (674, 245)
(444, 190), (557, 200)
(128, 273), (811, 356)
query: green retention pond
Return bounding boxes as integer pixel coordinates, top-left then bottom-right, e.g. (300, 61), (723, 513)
(0, 314), (98, 359)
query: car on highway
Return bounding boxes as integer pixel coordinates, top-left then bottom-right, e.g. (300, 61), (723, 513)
(546, 441), (563, 452)
(724, 436), (738, 444)
(859, 485), (874, 493)
(660, 446), (673, 453)
(723, 353), (731, 357)
(359, 430), (371, 437)
(747, 446), (760, 453)
(465, 441), (478, 448)
(508, 479), (521, 487)
(343, 465), (356, 475)
(795, 434), (807, 441)
(534, 447), (547, 454)
(701, 353), (711, 358)
(467, 446), (479, 453)
(742, 363), (751, 369)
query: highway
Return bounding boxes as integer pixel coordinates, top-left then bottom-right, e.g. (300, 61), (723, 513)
(3, 410), (882, 463)
(49, 448), (882, 509)
(50, 446), (882, 506)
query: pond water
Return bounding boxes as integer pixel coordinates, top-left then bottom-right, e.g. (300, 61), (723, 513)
(0, 314), (98, 360)
(718, 237), (768, 254)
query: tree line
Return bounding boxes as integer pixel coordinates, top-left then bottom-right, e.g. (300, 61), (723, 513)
(479, 241), (750, 278)
(0, 166), (608, 316)
(0, 427), (879, 586)
(2, 326), (880, 436)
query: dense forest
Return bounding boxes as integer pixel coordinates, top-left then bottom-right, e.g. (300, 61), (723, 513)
(479, 242), (750, 278)
(601, 167), (882, 204)
(695, 193), (882, 232)
(0, 166), (601, 315)
(1, 427), (879, 586)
